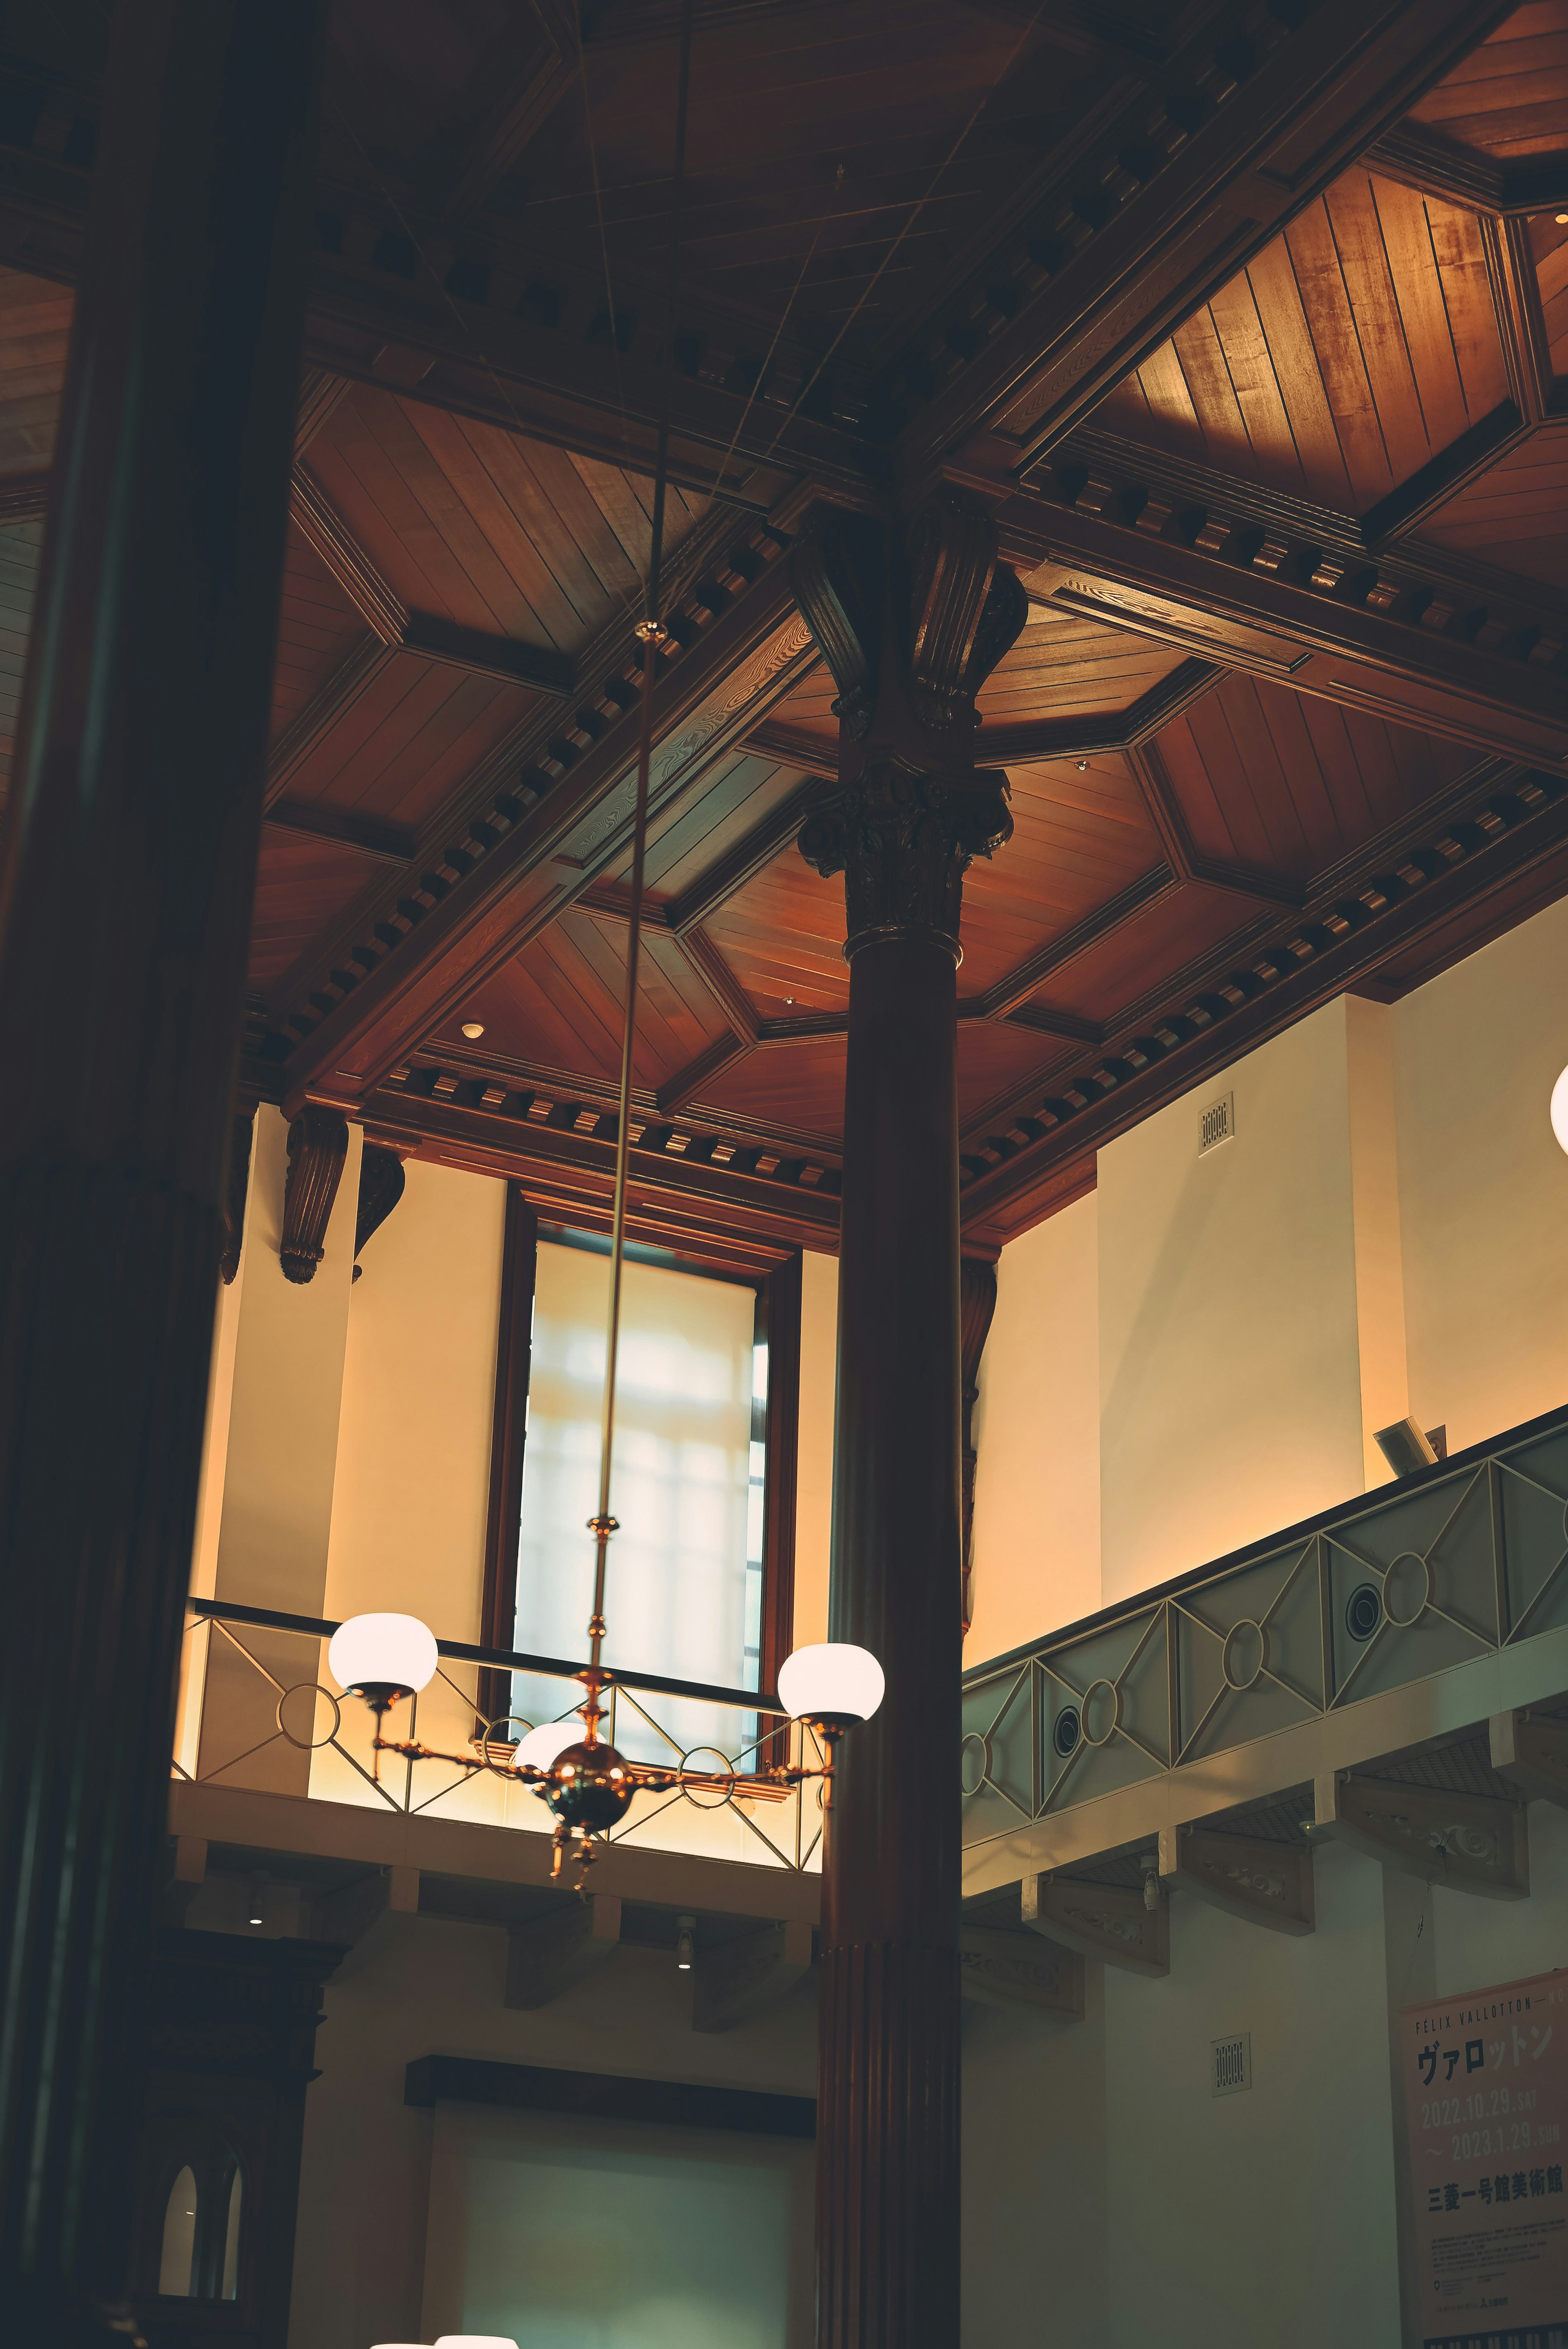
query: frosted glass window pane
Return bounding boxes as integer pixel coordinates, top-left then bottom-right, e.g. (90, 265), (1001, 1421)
(159, 2166), (198, 2296)
(514, 1247), (755, 1758)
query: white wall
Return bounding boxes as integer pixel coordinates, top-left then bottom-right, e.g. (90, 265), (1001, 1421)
(966, 1193), (1100, 1664)
(1394, 891), (1568, 1454)
(1103, 1842), (1404, 2349)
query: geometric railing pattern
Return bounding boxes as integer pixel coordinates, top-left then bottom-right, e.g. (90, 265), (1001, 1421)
(174, 1598), (823, 1874)
(961, 1407), (1568, 1850)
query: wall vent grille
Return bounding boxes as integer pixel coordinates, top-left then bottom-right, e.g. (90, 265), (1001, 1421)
(1212, 2031), (1252, 2097)
(1199, 1091), (1235, 1155)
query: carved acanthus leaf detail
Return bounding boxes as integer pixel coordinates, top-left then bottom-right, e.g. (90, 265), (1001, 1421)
(798, 762), (1013, 959)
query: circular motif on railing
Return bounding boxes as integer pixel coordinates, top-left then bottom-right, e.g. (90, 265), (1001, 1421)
(1383, 1551), (1432, 1629)
(1080, 1678), (1121, 1748)
(678, 1745), (736, 1809)
(477, 1714), (533, 1771)
(960, 1731), (992, 1796)
(1345, 1582), (1381, 1642)
(275, 1681), (341, 1751)
(1053, 1705), (1082, 1758)
(1221, 1619), (1267, 1692)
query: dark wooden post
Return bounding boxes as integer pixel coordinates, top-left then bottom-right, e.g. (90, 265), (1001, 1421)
(795, 497), (1025, 2349)
(0, 3), (325, 2338)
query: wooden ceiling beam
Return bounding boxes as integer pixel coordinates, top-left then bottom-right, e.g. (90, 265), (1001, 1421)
(990, 472), (1568, 767)
(886, 0), (1517, 482)
(0, 141), (881, 505)
(263, 800), (415, 866)
(352, 1058), (843, 1259)
(272, 551), (815, 1115)
(1367, 119), (1568, 218)
(443, 5), (580, 221)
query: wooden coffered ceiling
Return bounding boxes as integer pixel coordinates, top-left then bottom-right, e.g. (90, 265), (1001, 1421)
(4, 0), (1568, 1268)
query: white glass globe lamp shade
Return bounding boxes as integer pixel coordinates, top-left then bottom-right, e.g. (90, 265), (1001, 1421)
(1552, 1063), (1568, 1157)
(435, 2335), (519, 2347)
(776, 1641), (885, 1732)
(327, 1612), (438, 1710)
(516, 1719), (583, 1777)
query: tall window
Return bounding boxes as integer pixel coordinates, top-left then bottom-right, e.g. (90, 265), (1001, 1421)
(510, 1239), (762, 1758)
(480, 1203), (803, 1758)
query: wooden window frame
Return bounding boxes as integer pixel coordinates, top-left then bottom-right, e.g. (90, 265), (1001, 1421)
(476, 1185), (538, 1732)
(478, 1203), (802, 1716)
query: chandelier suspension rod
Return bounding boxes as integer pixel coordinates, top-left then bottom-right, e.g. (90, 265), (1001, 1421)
(587, 0), (695, 1701)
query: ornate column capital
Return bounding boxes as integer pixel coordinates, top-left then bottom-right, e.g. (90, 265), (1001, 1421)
(797, 761), (1013, 961)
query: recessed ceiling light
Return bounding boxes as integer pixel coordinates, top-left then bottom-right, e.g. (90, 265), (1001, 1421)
(1557, 213), (1568, 225)
(461, 1021), (485, 1039)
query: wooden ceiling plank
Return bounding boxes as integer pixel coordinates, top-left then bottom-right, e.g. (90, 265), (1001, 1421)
(1323, 172), (1434, 498)
(264, 637), (397, 809)
(368, 395), (582, 642)
(388, 399), (602, 638)
(1376, 178), (1505, 459)
(310, 396), (475, 628)
(450, 417), (648, 624)
(1204, 272), (1301, 501)
(1277, 194), (1391, 510)
(1242, 231), (1356, 510)
(1190, 679), (1304, 873)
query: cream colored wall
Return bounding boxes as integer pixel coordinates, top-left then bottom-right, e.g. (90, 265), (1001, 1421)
(1394, 891), (1568, 1454)
(312, 1155), (507, 1791)
(1098, 1000), (1370, 1606)
(966, 1193), (1100, 1666)
(214, 1104), (362, 1616)
(323, 1156), (504, 1643)
(793, 1249), (838, 1651)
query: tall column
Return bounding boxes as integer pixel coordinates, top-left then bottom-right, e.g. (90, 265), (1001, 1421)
(795, 496), (1025, 2348)
(0, 4), (325, 2339)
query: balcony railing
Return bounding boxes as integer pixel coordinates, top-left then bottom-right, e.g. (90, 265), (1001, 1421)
(961, 1402), (1568, 1867)
(173, 1599), (823, 1874)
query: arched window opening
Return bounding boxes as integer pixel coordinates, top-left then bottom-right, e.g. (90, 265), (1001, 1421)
(158, 2166), (198, 2297)
(154, 2143), (243, 2299)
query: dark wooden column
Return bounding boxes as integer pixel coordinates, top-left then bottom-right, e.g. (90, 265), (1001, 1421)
(795, 496), (1025, 2349)
(0, 4), (325, 2339)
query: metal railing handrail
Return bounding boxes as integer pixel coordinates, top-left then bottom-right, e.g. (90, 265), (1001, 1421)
(184, 1594), (785, 1717)
(963, 1396), (1568, 1686)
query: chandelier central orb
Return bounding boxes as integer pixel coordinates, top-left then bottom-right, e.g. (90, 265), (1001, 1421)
(541, 1740), (636, 1834)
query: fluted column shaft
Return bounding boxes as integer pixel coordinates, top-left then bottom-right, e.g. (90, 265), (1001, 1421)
(793, 494), (1027, 2349)
(819, 922), (964, 2349)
